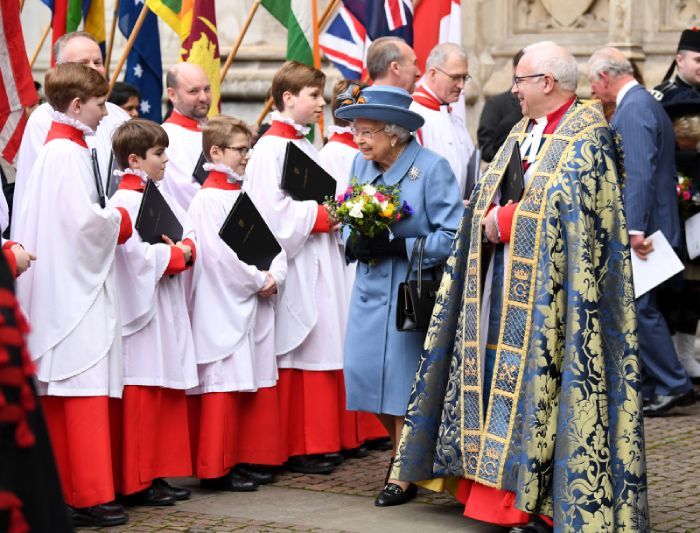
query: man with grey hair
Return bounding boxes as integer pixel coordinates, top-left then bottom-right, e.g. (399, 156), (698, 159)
(589, 46), (696, 416)
(13, 32), (130, 232)
(366, 36), (420, 92)
(160, 62), (212, 210)
(393, 41), (648, 532)
(410, 42), (476, 198)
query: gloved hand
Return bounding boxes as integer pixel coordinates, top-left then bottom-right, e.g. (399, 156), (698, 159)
(348, 233), (406, 263)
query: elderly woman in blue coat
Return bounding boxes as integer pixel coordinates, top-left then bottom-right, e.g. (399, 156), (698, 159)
(335, 85), (463, 507)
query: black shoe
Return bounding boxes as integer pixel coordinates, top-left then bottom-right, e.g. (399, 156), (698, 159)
(200, 470), (259, 492)
(69, 504), (129, 527)
(365, 437), (393, 451)
(342, 445), (369, 459)
(153, 478), (191, 501)
(121, 483), (176, 507)
(374, 482), (417, 507)
(286, 455), (336, 475)
(234, 464), (278, 485)
(510, 516), (553, 533)
(322, 452), (344, 466)
(97, 501), (125, 513)
(643, 389), (695, 417)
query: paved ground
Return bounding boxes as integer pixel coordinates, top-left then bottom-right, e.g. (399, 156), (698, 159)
(82, 400), (700, 533)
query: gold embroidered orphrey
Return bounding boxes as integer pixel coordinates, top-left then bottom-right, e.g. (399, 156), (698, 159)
(458, 100), (605, 488)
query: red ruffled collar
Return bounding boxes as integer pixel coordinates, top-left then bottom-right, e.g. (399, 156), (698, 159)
(201, 171), (242, 190)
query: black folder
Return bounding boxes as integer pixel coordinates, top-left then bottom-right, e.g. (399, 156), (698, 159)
(281, 142), (336, 204)
(219, 192), (282, 271)
(134, 179), (183, 245)
(500, 143), (525, 206)
(192, 153), (208, 185)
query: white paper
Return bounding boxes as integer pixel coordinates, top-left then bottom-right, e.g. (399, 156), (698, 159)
(685, 212), (700, 260)
(630, 230), (684, 298)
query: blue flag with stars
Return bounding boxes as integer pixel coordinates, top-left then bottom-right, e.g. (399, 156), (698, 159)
(118, 0), (162, 122)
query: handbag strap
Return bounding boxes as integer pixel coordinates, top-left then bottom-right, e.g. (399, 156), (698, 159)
(404, 237), (426, 296)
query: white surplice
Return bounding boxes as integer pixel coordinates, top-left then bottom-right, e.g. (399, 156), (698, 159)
(244, 125), (348, 371)
(160, 113), (203, 211)
(318, 128), (359, 303)
(14, 127), (125, 398)
(109, 178), (199, 390)
(12, 102), (129, 238)
(187, 174), (287, 392)
(411, 86), (474, 198)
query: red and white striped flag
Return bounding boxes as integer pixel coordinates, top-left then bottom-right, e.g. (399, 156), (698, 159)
(0, 0), (38, 164)
(413, 0), (461, 73)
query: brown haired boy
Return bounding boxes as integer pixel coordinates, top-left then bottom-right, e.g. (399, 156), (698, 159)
(12, 63), (133, 527)
(109, 118), (198, 506)
(188, 115), (287, 490)
(245, 61), (350, 474)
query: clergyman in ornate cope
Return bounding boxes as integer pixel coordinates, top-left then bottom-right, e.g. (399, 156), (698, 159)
(392, 41), (649, 532)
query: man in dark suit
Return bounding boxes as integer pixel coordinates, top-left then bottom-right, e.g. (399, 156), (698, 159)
(588, 46), (695, 416)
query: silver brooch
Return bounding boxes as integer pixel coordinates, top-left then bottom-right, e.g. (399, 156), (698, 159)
(407, 166), (420, 181)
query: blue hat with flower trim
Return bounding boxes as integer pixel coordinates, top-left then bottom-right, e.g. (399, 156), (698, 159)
(334, 85), (424, 132)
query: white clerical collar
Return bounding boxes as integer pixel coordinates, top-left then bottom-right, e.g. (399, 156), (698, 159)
(519, 116), (548, 164)
(203, 162), (244, 183)
(328, 125), (354, 135)
(50, 109), (95, 136)
(271, 111), (311, 136)
(616, 79), (639, 107)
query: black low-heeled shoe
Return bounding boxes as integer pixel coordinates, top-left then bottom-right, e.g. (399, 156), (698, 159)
(68, 504), (129, 527)
(374, 482), (417, 507)
(121, 484), (176, 507)
(234, 463), (278, 485)
(509, 515), (553, 533)
(153, 477), (191, 501)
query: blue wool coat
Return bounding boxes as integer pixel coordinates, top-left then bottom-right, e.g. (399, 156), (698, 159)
(343, 138), (463, 415)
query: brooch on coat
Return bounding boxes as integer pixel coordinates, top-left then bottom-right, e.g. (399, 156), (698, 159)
(407, 166), (420, 181)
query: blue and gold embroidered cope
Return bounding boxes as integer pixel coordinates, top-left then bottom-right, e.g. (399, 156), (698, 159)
(392, 100), (649, 532)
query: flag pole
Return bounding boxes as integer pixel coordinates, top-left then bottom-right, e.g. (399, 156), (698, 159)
(256, 0), (340, 125)
(312, 0), (325, 139)
(29, 21), (52, 68)
(105, 0), (120, 80)
(219, 0), (261, 83)
(108, 3), (150, 96)
(20, 0), (25, 11)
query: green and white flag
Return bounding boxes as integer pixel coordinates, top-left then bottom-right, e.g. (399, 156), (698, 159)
(261, 0), (315, 65)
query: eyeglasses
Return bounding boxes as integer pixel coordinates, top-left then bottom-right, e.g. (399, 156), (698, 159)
(223, 146), (252, 156)
(435, 67), (471, 84)
(350, 126), (386, 140)
(512, 73), (557, 87)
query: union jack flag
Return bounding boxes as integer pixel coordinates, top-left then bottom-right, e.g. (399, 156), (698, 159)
(320, 0), (413, 80)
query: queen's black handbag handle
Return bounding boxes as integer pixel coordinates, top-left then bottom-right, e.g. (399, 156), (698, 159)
(405, 237), (428, 297)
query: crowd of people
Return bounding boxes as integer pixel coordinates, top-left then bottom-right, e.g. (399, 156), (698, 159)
(1, 24), (700, 533)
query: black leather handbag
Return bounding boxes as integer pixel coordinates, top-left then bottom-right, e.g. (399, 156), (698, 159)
(396, 237), (441, 331)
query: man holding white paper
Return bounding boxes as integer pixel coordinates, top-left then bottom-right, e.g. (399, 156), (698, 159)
(589, 47), (695, 416)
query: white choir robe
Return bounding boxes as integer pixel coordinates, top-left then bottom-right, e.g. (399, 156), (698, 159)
(245, 127), (348, 371)
(109, 181), (198, 390)
(161, 112), (203, 211)
(12, 102), (129, 238)
(14, 131), (126, 398)
(187, 177), (287, 392)
(411, 86), (475, 198)
(318, 131), (359, 303)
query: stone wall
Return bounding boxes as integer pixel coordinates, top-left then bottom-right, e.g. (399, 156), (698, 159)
(20, 0), (700, 131)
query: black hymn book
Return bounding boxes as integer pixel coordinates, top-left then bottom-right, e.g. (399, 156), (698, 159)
(192, 153), (208, 185)
(281, 142), (337, 204)
(135, 179), (183, 245)
(219, 192), (282, 271)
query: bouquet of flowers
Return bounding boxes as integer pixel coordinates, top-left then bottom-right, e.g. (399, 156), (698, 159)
(677, 174), (700, 221)
(325, 178), (413, 239)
